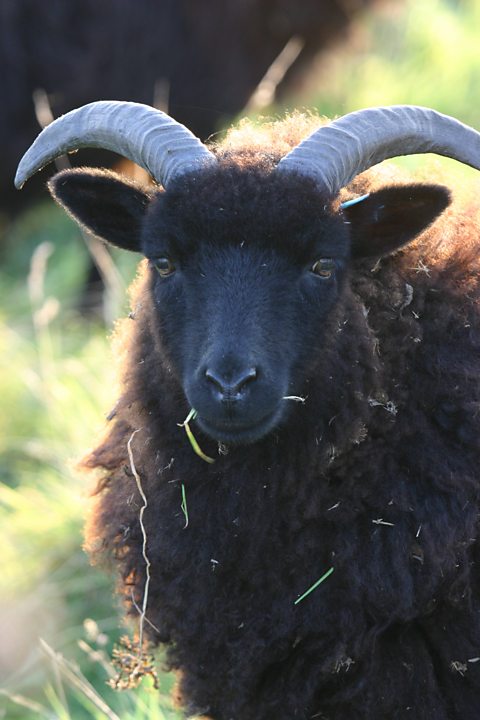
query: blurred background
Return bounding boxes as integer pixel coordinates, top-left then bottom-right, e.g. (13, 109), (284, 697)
(1, 0), (479, 717)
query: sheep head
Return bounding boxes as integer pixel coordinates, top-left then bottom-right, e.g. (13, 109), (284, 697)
(48, 163), (450, 444)
(16, 102), (480, 444)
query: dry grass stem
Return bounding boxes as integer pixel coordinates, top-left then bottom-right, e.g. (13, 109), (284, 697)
(105, 429), (161, 691)
(40, 639), (121, 720)
(130, 590), (161, 635)
(372, 518), (395, 527)
(0, 689), (54, 720)
(245, 35), (305, 111)
(127, 428), (151, 650)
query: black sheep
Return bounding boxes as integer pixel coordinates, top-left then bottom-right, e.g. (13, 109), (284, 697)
(16, 102), (480, 719)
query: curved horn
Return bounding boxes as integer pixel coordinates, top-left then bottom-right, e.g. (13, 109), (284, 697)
(15, 101), (217, 189)
(276, 105), (480, 196)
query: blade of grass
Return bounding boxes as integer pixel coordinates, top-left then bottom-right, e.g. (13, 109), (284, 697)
(43, 683), (71, 720)
(0, 689), (56, 720)
(180, 484), (189, 529)
(177, 410), (215, 464)
(40, 639), (121, 720)
(294, 567), (335, 605)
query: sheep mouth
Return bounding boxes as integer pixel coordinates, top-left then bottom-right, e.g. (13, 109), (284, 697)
(195, 407), (281, 445)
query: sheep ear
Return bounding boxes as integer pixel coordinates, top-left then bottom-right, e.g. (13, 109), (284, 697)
(48, 168), (152, 251)
(342, 184), (451, 258)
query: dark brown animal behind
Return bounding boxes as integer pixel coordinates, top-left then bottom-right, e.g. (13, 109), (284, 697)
(1, 0), (379, 215)
(16, 105), (480, 719)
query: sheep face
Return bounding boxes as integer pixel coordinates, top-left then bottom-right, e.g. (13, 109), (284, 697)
(49, 164), (450, 445)
(144, 168), (353, 445)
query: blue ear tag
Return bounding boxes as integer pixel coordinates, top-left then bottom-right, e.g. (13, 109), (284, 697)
(340, 193), (370, 209)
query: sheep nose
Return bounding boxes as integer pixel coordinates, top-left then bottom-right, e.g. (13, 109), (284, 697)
(205, 367), (257, 400)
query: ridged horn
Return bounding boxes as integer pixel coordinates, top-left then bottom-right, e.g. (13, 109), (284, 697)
(15, 100), (217, 189)
(276, 105), (480, 196)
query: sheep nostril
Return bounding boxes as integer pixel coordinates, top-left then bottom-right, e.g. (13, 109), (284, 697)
(205, 367), (257, 399)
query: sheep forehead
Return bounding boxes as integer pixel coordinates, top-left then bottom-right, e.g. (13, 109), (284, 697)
(145, 162), (343, 260)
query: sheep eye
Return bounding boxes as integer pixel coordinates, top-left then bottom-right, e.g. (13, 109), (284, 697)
(153, 257), (176, 276)
(311, 258), (336, 279)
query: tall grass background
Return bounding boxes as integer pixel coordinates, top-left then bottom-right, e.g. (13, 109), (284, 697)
(1, 0), (479, 717)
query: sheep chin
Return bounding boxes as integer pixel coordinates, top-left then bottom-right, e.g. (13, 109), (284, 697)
(194, 406), (283, 446)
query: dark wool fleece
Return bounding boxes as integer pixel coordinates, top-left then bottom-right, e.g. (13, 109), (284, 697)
(83, 121), (480, 720)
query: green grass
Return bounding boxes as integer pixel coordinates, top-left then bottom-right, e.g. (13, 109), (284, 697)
(2, 0), (480, 716)
(0, 205), (178, 719)
(283, 0), (480, 126)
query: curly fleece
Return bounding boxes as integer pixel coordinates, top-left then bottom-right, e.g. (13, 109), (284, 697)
(83, 117), (480, 720)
